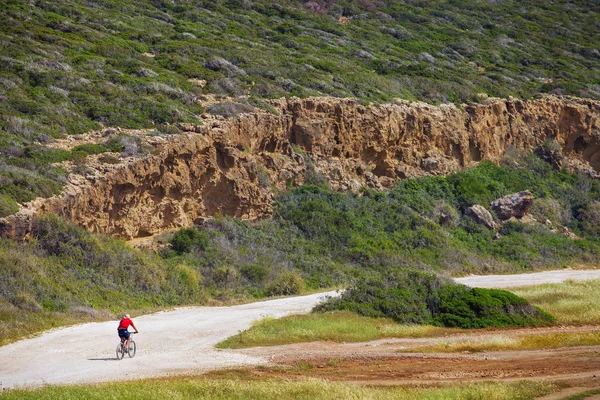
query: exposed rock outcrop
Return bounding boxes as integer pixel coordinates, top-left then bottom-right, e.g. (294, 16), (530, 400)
(491, 191), (535, 220)
(1, 95), (600, 239)
(465, 205), (496, 229)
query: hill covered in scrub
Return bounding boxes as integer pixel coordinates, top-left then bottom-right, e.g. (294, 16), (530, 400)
(1, 0), (600, 220)
(2, 152), (600, 342)
(1, 0), (600, 342)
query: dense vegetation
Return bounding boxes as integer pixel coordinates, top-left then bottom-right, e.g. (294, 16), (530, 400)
(1, 0), (599, 212)
(2, 151), (600, 341)
(163, 152), (600, 296)
(314, 269), (554, 328)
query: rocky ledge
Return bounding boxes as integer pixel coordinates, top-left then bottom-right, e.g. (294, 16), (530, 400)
(1, 95), (599, 239)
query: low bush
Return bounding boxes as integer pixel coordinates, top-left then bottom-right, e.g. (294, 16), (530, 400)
(0, 194), (19, 217)
(581, 201), (600, 237)
(155, 123), (182, 135)
(315, 270), (554, 328)
(240, 263), (270, 284)
(72, 143), (108, 155)
(169, 227), (210, 254)
(267, 270), (305, 296)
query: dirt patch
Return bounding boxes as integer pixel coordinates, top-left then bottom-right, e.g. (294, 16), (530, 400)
(256, 349), (600, 385)
(237, 325), (600, 387)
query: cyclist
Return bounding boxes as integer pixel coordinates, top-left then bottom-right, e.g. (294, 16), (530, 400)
(117, 314), (138, 351)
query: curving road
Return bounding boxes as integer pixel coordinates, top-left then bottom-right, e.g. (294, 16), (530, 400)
(1, 269), (600, 389)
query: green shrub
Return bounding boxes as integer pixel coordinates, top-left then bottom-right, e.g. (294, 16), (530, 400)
(240, 263), (269, 283)
(213, 265), (238, 289)
(72, 143), (108, 155)
(155, 124), (181, 135)
(267, 270), (305, 296)
(169, 263), (203, 298)
(434, 285), (554, 328)
(0, 194), (19, 217)
(169, 227), (210, 254)
(530, 198), (571, 226)
(315, 269), (554, 328)
(581, 201), (600, 237)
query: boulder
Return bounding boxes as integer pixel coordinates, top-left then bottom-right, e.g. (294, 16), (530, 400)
(465, 204), (496, 229)
(491, 190), (534, 220)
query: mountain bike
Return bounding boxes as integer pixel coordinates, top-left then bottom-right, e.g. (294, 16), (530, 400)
(116, 332), (137, 360)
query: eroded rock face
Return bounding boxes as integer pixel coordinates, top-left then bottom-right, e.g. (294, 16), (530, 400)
(491, 191), (535, 220)
(1, 95), (600, 239)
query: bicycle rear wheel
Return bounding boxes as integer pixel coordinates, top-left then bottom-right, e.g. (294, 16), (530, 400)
(116, 343), (125, 360)
(128, 340), (136, 358)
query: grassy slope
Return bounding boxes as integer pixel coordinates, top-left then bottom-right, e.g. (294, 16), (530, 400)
(512, 278), (600, 324)
(1, 0), (599, 211)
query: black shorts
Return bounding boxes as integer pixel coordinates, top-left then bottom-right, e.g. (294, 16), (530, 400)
(118, 329), (130, 340)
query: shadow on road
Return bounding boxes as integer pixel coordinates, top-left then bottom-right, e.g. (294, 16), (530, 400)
(88, 358), (119, 361)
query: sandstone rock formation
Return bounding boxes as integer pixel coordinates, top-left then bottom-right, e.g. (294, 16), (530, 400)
(1, 95), (600, 239)
(491, 191), (535, 220)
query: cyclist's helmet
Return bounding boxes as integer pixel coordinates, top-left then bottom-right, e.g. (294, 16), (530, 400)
(125, 314), (130, 318)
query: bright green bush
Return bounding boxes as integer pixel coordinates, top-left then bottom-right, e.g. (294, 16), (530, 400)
(72, 143), (108, 155)
(240, 264), (270, 284)
(267, 270), (305, 296)
(315, 270), (554, 328)
(169, 227), (210, 254)
(0, 194), (19, 217)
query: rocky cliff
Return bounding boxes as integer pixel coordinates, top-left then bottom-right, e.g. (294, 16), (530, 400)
(2, 95), (599, 239)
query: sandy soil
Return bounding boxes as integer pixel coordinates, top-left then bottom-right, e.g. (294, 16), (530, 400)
(240, 326), (600, 385)
(1, 269), (600, 390)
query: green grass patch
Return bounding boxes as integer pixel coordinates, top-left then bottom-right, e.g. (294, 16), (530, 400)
(561, 389), (600, 400)
(511, 279), (600, 325)
(407, 332), (600, 353)
(0, 376), (558, 400)
(0, 307), (86, 347)
(217, 310), (452, 349)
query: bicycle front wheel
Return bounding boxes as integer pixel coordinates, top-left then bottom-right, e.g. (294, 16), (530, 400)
(128, 340), (136, 358)
(116, 343), (125, 360)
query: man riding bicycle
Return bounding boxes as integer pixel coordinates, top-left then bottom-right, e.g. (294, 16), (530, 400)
(117, 314), (138, 351)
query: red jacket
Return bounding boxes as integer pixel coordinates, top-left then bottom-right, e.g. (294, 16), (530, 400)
(118, 318), (134, 330)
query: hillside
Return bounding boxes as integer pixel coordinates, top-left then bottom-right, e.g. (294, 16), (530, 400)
(1, 0), (600, 345)
(1, 0), (600, 220)
(2, 155), (600, 343)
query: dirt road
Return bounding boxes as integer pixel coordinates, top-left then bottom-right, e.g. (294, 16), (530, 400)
(455, 268), (600, 288)
(1, 269), (600, 389)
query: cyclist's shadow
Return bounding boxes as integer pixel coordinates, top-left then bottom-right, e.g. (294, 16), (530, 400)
(88, 358), (120, 361)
